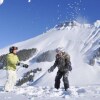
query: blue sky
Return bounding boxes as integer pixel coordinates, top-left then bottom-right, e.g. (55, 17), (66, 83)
(0, 0), (100, 48)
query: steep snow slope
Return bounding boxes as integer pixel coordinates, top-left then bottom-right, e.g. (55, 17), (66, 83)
(0, 20), (100, 87)
(0, 20), (100, 100)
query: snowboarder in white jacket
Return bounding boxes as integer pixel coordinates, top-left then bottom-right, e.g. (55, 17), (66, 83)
(48, 48), (72, 91)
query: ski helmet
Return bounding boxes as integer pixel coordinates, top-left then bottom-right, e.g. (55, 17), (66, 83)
(9, 46), (18, 53)
(56, 47), (65, 53)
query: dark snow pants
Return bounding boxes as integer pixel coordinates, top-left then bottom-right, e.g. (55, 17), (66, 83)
(55, 70), (69, 90)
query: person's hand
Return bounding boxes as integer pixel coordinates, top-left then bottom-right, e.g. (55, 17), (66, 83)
(23, 64), (29, 68)
(48, 68), (53, 73)
(69, 66), (72, 71)
(48, 69), (51, 73)
(37, 68), (42, 71)
(16, 62), (20, 66)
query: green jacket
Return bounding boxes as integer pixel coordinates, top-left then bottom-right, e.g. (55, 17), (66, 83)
(6, 53), (19, 71)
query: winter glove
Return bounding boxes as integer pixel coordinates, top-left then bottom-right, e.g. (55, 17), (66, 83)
(68, 65), (72, 71)
(48, 69), (51, 73)
(23, 64), (29, 68)
(16, 62), (20, 66)
(37, 68), (42, 71)
(48, 66), (54, 73)
(66, 61), (72, 71)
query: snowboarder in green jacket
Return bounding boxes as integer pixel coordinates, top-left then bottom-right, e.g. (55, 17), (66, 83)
(5, 46), (19, 92)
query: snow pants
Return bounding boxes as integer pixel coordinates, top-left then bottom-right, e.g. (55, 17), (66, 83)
(4, 70), (17, 92)
(55, 70), (69, 90)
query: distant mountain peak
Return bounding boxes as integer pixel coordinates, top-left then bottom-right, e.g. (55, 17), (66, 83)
(55, 20), (100, 30)
(55, 20), (81, 30)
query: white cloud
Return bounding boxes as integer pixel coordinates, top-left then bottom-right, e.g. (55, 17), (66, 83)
(28, 0), (31, 3)
(0, 0), (4, 5)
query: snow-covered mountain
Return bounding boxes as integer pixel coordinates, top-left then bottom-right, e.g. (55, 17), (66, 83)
(0, 20), (100, 100)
